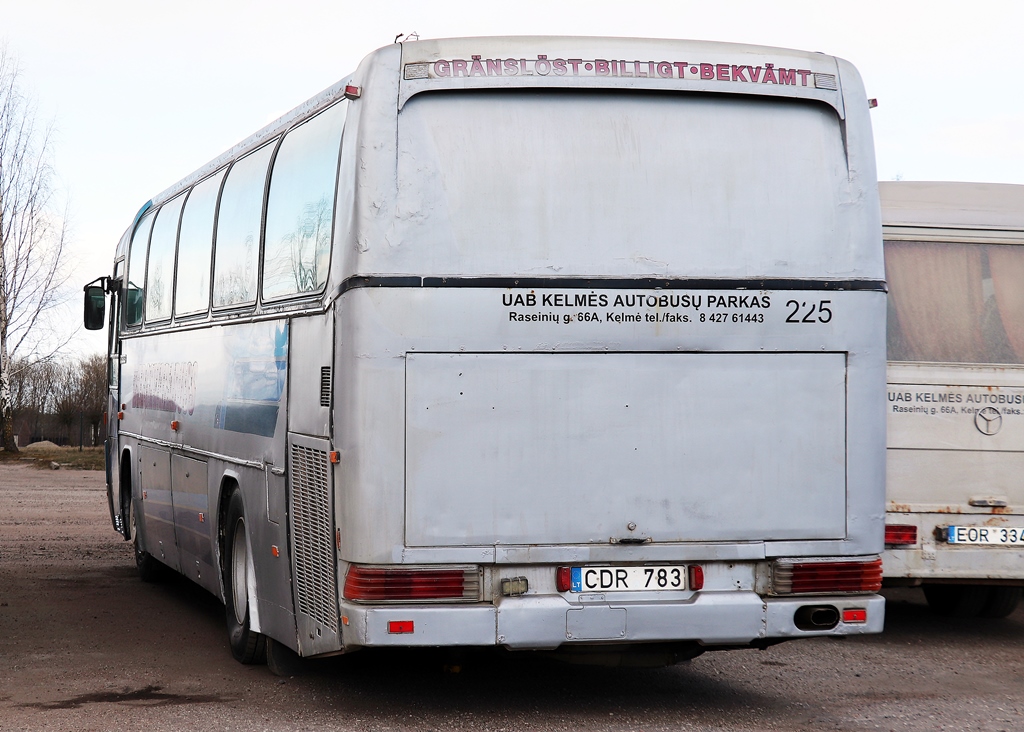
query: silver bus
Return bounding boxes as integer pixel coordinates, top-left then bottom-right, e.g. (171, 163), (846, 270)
(881, 181), (1024, 618)
(84, 36), (887, 669)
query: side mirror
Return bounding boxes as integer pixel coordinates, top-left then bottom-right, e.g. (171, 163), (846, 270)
(83, 284), (106, 330)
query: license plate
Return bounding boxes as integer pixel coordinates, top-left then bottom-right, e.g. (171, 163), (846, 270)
(570, 565), (686, 592)
(947, 526), (1024, 545)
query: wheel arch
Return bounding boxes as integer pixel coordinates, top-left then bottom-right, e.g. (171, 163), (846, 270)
(214, 469), (261, 634)
(215, 471), (242, 600)
(117, 446), (134, 540)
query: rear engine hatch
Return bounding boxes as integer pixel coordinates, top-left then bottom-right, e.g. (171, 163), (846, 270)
(405, 352), (847, 547)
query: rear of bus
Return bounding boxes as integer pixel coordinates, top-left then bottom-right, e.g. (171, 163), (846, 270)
(882, 182), (1024, 619)
(326, 38), (886, 659)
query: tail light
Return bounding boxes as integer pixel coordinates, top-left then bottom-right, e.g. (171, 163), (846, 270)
(884, 524), (917, 546)
(343, 565), (481, 603)
(772, 557), (883, 595)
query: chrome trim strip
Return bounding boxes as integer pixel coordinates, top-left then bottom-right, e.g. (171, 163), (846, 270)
(118, 431), (266, 470)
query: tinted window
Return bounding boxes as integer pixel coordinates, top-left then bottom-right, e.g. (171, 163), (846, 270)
(263, 103), (346, 300)
(886, 240), (1024, 364)
(146, 194), (185, 322)
(125, 213), (155, 327)
(175, 169), (225, 316)
(213, 142), (276, 307)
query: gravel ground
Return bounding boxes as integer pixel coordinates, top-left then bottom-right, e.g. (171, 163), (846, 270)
(1, 461), (1022, 731)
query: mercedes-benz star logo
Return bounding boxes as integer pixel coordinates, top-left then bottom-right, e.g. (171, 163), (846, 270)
(975, 407), (1003, 436)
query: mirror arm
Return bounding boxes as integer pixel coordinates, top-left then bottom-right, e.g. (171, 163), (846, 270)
(83, 276), (110, 293)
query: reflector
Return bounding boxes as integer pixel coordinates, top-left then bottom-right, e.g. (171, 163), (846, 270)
(688, 565), (704, 591)
(388, 620), (414, 634)
(842, 608), (867, 623)
(884, 524), (917, 546)
(555, 566), (572, 592)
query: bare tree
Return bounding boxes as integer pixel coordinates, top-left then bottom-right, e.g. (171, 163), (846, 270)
(0, 45), (70, 453)
(11, 357), (56, 444)
(52, 360), (80, 445)
(78, 353), (106, 446)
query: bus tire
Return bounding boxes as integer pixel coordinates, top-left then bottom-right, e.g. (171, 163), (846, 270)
(223, 490), (266, 664)
(266, 637), (306, 677)
(922, 584), (992, 618)
(129, 499), (162, 583)
(980, 587), (1022, 619)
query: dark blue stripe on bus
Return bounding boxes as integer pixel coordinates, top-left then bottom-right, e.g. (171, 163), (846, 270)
(333, 275), (887, 298)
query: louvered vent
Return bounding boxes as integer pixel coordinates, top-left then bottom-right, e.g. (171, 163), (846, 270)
(813, 73), (838, 91)
(320, 367), (332, 407)
(290, 443), (338, 633)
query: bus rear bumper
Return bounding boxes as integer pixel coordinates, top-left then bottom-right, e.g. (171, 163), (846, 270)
(884, 512), (1024, 583)
(339, 592), (884, 650)
(885, 546), (1024, 582)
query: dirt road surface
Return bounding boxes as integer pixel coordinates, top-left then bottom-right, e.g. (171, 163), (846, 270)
(1, 461), (1023, 731)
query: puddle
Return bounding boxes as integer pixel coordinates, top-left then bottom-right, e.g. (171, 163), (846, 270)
(19, 684), (230, 710)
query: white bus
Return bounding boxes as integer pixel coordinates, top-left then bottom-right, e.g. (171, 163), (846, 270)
(84, 36), (887, 670)
(881, 181), (1024, 618)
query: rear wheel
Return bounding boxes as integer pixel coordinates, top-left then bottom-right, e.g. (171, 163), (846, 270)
(129, 500), (162, 583)
(980, 587), (1022, 619)
(266, 637), (306, 677)
(223, 490), (266, 664)
(923, 584), (992, 618)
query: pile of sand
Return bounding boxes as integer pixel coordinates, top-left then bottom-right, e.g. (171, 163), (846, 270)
(22, 440), (61, 452)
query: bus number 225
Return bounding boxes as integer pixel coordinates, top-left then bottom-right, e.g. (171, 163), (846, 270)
(785, 299), (832, 324)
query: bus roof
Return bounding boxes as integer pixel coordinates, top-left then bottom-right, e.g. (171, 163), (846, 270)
(125, 36), (865, 258)
(879, 181), (1024, 232)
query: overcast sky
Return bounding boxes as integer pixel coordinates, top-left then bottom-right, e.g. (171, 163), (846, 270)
(3, 0), (1023, 355)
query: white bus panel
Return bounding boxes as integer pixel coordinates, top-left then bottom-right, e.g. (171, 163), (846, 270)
(881, 181), (1024, 619)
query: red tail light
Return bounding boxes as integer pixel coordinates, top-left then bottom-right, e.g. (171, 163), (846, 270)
(773, 558), (883, 595)
(884, 524), (917, 546)
(343, 565), (480, 602)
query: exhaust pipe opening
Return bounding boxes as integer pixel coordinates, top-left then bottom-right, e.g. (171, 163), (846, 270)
(793, 605), (839, 631)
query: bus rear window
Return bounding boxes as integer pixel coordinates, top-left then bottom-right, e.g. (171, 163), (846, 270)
(886, 240), (1024, 364)
(395, 91), (862, 279)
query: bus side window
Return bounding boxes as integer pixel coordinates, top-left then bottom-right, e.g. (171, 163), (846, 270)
(175, 169), (226, 317)
(262, 101), (346, 300)
(146, 194), (186, 322)
(125, 213), (155, 327)
(213, 142), (277, 308)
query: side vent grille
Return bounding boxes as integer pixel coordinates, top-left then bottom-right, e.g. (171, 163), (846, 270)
(320, 367), (332, 407)
(290, 443), (338, 633)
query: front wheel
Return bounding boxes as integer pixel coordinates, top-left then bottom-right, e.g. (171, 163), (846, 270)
(222, 490), (266, 664)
